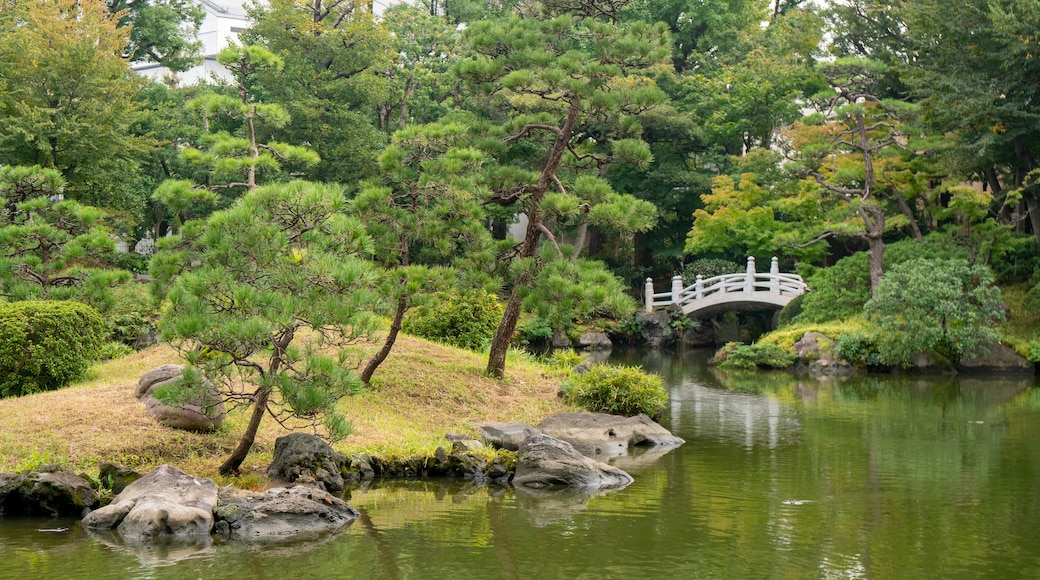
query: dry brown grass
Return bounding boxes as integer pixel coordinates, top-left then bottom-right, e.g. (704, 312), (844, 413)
(0, 334), (568, 486)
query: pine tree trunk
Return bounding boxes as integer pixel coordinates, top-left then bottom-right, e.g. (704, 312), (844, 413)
(360, 294), (407, 384)
(219, 386), (271, 475)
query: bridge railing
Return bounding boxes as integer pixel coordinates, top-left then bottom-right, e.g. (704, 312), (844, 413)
(645, 256), (808, 312)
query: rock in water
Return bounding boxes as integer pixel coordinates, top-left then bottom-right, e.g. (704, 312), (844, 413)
(0, 469), (97, 517)
(214, 485), (359, 543)
(536, 412), (684, 457)
(82, 465), (218, 540)
(513, 435), (633, 490)
(267, 433), (344, 493)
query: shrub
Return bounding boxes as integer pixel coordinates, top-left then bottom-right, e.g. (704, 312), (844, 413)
(98, 283), (158, 345)
(403, 290), (504, 351)
(542, 349), (586, 371)
(517, 316), (553, 345)
(561, 364), (667, 417)
(864, 258), (1004, 367)
(99, 341), (136, 361)
(834, 330), (884, 367)
(713, 342), (797, 370)
(0, 300), (105, 398)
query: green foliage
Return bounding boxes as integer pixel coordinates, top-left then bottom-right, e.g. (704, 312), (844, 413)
(0, 165), (133, 307)
(1025, 340), (1040, 364)
(154, 181), (378, 474)
(0, 0), (149, 207)
(99, 341), (136, 361)
(518, 316), (553, 345)
(403, 290), (504, 351)
(776, 293), (804, 326)
(542, 349), (587, 371)
(798, 234), (973, 323)
(680, 258), (741, 281)
(99, 284), (157, 345)
(561, 364), (667, 418)
(0, 300), (105, 398)
(713, 342), (797, 370)
(522, 252), (639, 332)
(834, 330), (884, 368)
(863, 258), (1005, 367)
(798, 253), (871, 323)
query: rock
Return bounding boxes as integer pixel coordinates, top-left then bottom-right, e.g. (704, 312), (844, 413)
(214, 485), (359, 543)
(808, 352), (854, 376)
(82, 465), (218, 540)
(135, 365), (226, 432)
(473, 422), (541, 451)
(551, 329), (573, 348)
(0, 469), (97, 517)
(793, 332), (831, 359)
(513, 435), (633, 490)
(634, 311), (675, 348)
(267, 433), (344, 493)
(958, 343), (1034, 374)
(535, 412), (684, 457)
(445, 433), (485, 452)
(134, 364), (185, 399)
(577, 332), (612, 350)
(98, 462), (142, 495)
(681, 321), (714, 347)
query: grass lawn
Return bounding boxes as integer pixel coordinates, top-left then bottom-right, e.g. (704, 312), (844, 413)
(0, 334), (569, 489)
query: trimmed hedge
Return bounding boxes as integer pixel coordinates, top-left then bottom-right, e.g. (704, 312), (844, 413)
(0, 300), (105, 398)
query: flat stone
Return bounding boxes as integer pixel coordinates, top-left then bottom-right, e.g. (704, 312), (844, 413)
(513, 435), (633, 491)
(473, 422), (540, 451)
(535, 412), (684, 457)
(577, 332), (612, 350)
(214, 485), (359, 543)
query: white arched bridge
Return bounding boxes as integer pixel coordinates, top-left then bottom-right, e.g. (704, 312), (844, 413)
(645, 257), (809, 319)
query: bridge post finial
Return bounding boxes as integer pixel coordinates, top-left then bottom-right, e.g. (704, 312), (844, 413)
(671, 275), (683, 306)
(745, 256), (755, 293)
(695, 274), (703, 300)
(645, 277), (654, 312)
(770, 257), (780, 294)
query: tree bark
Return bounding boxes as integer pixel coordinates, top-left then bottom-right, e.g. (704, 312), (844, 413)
(219, 386), (271, 475)
(485, 97), (582, 378)
(361, 293), (407, 384)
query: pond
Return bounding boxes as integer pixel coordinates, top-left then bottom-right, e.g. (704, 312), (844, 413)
(3, 348), (1040, 578)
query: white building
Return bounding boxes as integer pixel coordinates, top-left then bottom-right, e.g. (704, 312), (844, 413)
(131, 0), (251, 85)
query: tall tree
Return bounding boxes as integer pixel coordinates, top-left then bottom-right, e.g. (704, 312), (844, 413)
(0, 0), (149, 209)
(378, 5), (462, 132)
(455, 14), (666, 377)
(351, 120), (492, 383)
(246, 0), (393, 184)
(154, 181), (378, 475)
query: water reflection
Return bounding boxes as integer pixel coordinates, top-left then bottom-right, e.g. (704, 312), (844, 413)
(3, 349), (1040, 578)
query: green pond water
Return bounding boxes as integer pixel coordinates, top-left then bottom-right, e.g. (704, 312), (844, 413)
(3, 348), (1040, 579)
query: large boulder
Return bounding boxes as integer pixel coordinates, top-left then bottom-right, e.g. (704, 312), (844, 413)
(513, 435), (633, 490)
(958, 343), (1034, 374)
(0, 469), (97, 517)
(213, 485), (359, 543)
(267, 432), (344, 493)
(794, 333), (854, 375)
(474, 422), (541, 451)
(135, 365), (226, 432)
(82, 465), (218, 540)
(634, 310), (676, 348)
(535, 412), (684, 458)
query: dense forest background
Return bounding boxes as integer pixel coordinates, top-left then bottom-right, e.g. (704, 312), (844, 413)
(2, 0), (1040, 380)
